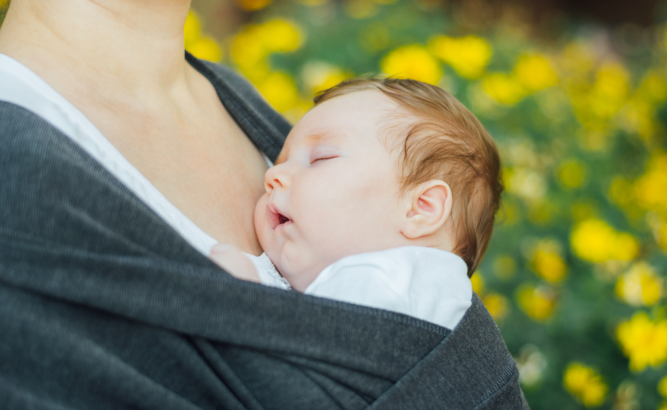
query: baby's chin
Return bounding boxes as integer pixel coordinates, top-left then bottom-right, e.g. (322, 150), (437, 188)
(275, 246), (333, 291)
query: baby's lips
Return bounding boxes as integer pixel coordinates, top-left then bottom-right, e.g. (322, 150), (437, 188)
(267, 202), (282, 230)
(267, 202), (291, 230)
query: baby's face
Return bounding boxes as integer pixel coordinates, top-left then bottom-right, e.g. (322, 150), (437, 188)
(254, 90), (409, 291)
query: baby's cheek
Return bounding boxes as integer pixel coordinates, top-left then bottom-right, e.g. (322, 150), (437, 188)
(253, 194), (272, 251)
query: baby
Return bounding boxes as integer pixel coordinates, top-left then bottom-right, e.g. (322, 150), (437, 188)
(210, 77), (502, 329)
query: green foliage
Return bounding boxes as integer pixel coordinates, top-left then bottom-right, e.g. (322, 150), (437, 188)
(3, 0), (667, 407)
(0, 0), (9, 28)
(223, 1), (667, 408)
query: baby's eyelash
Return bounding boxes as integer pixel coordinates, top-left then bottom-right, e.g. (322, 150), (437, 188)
(311, 156), (337, 164)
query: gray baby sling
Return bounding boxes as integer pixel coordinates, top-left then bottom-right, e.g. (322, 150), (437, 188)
(0, 53), (529, 409)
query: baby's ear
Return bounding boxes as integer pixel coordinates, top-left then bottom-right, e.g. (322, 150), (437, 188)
(401, 180), (452, 239)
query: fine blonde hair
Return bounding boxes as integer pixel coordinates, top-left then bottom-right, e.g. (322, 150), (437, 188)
(315, 77), (503, 275)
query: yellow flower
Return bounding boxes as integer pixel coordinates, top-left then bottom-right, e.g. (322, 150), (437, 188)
(616, 233), (641, 261)
(230, 20), (302, 69)
(483, 293), (509, 321)
(558, 159), (586, 188)
(280, 98), (315, 125)
(635, 154), (667, 212)
(482, 73), (526, 106)
(472, 272), (509, 321)
(516, 284), (556, 322)
(514, 53), (558, 92)
(615, 262), (663, 306)
(183, 11), (223, 62)
(563, 362), (608, 407)
(187, 37), (223, 62)
(184, 11), (202, 46)
(564, 58), (631, 149)
(659, 375), (667, 397)
(238, 0), (273, 11)
(257, 19), (303, 53)
(659, 375), (667, 410)
(530, 240), (567, 283)
(231, 25), (269, 69)
(589, 62), (630, 119)
(570, 218), (639, 264)
(301, 62), (350, 94)
(617, 312), (667, 372)
(595, 62), (630, 98)
(429, 35), (492, 79)
(381, 45), (442, 85)
(471, 272), (484, 295)
(255, 72), (300, 113)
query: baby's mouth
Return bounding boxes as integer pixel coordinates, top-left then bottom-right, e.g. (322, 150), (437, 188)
(268, 203), (292, 230)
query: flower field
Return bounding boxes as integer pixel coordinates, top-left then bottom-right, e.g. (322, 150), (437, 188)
(3, 0), (667, 407)
(184, 1), (667, 408)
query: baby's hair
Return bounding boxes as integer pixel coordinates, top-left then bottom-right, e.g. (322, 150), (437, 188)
(314, 77), (503, 276)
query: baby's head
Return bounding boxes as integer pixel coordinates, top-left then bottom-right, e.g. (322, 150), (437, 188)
(255, 78), (503, 291)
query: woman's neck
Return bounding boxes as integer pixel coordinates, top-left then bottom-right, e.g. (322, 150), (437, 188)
(0, 0), (193, 99)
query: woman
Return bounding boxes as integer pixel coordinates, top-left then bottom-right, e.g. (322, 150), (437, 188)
(0, 1), (528, 408)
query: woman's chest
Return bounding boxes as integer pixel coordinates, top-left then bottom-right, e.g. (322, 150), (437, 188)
(92, 103), (271, 254)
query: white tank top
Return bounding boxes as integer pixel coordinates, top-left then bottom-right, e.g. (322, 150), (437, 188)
(0, 53), (253, 256)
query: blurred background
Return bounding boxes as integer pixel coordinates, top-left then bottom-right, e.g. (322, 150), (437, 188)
(3, 0), (667, 408)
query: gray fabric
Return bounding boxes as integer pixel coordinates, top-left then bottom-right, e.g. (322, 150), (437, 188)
(0, 53), (529, 409)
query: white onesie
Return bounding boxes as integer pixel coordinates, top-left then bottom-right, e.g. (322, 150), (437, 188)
(246, 246), (472, 330)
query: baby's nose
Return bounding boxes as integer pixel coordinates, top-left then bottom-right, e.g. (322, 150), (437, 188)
(265, 178), (280, 192)
(264, 166), (290, 192)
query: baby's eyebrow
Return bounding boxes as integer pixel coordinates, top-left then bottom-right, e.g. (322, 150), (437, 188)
(305, 130), (347, 144)
(275, 131), (346, 164)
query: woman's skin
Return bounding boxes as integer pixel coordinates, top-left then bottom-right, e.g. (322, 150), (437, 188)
(0, 0), (268, 255)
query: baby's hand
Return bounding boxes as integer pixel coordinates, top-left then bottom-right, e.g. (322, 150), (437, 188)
(209, 244), (261, 283)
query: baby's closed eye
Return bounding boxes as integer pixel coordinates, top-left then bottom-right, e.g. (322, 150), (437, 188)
(309, 147), (339, 164)
(310, 155), (338, 164)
